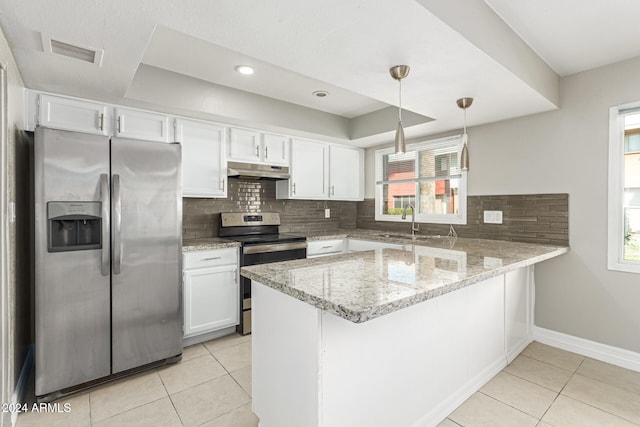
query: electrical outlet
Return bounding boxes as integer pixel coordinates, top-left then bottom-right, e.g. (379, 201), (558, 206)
(325, 208), (331, 218)
(483, 210), (503, 224)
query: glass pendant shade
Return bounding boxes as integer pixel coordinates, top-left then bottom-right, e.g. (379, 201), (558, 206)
(390, 65), (410, 154)
(460, 133), (469, 171)
(456, 97), (473, 171)
(394, 120), (405, 154)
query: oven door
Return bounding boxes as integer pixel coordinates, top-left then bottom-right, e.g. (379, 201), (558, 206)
(238, 241), (307, 335)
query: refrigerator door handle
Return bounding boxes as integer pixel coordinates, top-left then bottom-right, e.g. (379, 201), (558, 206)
(113, 173), (122, 275)
(100, 173), (110, 276)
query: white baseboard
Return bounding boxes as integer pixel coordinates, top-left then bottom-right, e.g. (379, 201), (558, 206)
(533, 326), (640, 372)
(414, 356), (507, 427)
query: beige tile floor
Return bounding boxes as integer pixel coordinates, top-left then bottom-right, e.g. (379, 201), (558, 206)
(442, 341), (640, 427)
(16, 338), (640, 426)
(16, 333), (257, 427)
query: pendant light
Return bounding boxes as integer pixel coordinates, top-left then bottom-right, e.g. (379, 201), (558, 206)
(390, 65), (410, 154)
(456, 97), (473, 171)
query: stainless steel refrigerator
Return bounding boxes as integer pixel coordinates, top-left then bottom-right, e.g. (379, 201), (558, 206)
(34, 127), (182, 397)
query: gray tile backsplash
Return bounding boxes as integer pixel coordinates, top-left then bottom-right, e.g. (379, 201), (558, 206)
(183, 181), (568, 246)
(356, 194), (569, 246)
(183, 179), (356, 239)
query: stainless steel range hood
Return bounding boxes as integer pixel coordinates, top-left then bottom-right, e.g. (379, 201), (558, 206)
(227, 161), (290, 180)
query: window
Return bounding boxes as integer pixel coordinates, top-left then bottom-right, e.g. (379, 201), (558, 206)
(375, 135), (467, 224)
(608, 104), (640, 273)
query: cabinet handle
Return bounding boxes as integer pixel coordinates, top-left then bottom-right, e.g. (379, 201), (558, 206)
(256, 145), (260, 158)
(331, 185), (335, 196)
(234, 269), (238, 283)
(292, 182), (296, 195)
(202, 256), (222, 261)
(98, 113), (104, 131)
(264, 146), (268, 159)
(321, 245), (333, 249)
(117, 115), (123, 134)
(220, 178), (225, 191)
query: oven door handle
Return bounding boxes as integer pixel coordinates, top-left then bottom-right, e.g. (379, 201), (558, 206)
(242, 241), (308, 255)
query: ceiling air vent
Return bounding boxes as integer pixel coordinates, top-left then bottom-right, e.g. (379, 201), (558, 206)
(42, 35), (104, 66)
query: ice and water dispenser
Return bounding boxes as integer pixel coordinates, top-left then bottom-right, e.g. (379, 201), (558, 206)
(47, 202), (102, 252)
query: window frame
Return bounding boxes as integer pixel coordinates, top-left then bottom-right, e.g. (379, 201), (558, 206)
(608, 103), (640, 273)
(374, 134), (467, 225)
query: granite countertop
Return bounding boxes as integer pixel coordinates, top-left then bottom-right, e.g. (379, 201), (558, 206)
(241, 236), (568, 323)
(182, 238), (241, 251)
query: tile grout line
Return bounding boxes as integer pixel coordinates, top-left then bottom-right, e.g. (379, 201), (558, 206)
(156, 367), (187, 427)
(499, 370), (565, 394)
(560, 372), (640, 425)
(477, 391), (540, 423)
(536, 356), (585, 424)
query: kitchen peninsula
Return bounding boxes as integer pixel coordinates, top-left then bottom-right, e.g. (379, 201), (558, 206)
(241, 235), (567, 427)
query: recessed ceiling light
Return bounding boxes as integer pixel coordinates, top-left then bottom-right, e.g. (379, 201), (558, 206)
(235, 65), (254, 75)
(312, 90), (329, 98)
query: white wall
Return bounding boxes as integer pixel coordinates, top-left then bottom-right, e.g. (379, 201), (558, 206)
(0, 23), (25, 427)
(365, 56), (640, 354)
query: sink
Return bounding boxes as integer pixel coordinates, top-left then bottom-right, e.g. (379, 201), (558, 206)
(376, 233), (413, 239)
(375, 233), (452, 241)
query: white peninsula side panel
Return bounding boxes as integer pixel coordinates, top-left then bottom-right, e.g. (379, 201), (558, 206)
(252, 271), (520, 427)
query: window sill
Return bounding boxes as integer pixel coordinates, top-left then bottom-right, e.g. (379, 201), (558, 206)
(374, 214), (467, 225)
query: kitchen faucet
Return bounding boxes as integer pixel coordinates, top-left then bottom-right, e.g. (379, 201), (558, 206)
(401, 204), (419, 238)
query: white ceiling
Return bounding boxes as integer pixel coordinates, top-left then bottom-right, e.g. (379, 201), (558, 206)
(0, 0), (638, 146)
(485, 0), (640, 76)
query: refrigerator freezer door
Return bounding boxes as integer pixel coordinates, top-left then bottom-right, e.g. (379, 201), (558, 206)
(110, 137), (182, 373)
(34, 127), (111, 396)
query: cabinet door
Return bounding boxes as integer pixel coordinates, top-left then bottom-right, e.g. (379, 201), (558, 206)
(261, 133), (290, 166)
(329, 145), (364, 201)
(114, 107), (171, 143)
(176, 119), (227, 198)
(228, 128), (260, 162)
(38, 94), (108, 135)
(288, 139), (328, 199)
(184, 265), (239, 337)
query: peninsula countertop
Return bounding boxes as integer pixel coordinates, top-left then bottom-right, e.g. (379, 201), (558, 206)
(241, 236), (568, 323)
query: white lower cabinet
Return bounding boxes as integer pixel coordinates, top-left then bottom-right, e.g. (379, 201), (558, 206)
(183, 248), (239, 340)
(307, 239), (346, 258)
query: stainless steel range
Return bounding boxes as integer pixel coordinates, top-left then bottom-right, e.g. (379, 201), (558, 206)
(219, 212), (307, 335)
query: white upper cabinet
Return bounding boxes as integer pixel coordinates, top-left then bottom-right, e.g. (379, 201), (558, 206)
(38, 94), (109, 135)
(261, 133), (290, 166)
(175, 119), (227, 198)
(114, 107), (171, 143)
(277, 138), (328, 200)
(329, 145), (364, 201)
(228, 127), (260, 162)
(228, 128), (290, 166)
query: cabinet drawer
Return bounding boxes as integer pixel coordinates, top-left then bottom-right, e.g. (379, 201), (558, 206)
(184, 248), (238, 269)
(307, 239), (345, 258)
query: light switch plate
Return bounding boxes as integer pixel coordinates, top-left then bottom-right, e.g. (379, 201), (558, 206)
(325, 208), (331, 218)
(483, 210), (503, 224)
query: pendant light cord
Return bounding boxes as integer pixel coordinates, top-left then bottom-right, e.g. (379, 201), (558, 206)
(398, 79), (403, 122)
(463, 107), (467, 134)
